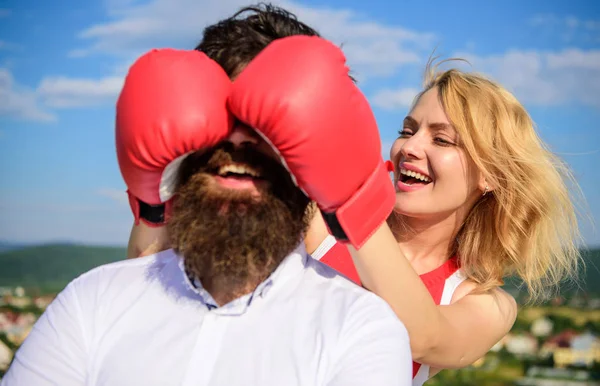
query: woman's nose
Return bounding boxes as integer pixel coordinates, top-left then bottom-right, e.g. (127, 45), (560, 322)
(399, 134), (425, 160)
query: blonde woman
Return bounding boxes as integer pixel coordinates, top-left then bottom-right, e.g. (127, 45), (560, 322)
(308, 63), (583, 385)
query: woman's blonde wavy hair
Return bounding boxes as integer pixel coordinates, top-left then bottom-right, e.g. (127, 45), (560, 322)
(407, 59), (584, 303)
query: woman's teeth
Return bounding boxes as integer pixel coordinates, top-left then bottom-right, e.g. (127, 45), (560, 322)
(399, 168), (431, 183)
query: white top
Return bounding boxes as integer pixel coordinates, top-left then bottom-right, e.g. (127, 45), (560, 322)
(310, 234), (338, 261)
(2, 244), (412, 386)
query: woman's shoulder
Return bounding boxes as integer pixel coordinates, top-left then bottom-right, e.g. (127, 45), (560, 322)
(450, 279), (518, 321)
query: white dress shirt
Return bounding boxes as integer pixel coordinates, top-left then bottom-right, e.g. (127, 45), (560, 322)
(2, 244), (412, 386)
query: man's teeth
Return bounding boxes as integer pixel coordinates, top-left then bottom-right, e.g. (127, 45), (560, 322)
(218, 164), (260, 177)
(400, 168), (431, 183)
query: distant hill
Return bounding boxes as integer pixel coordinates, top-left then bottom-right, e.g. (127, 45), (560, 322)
(0, 243), (598, 297)
(0, 244), (127, 294)
(574, 248), (600, 293)
(501, 248), (600, 301)
(0, 241), (31, 253)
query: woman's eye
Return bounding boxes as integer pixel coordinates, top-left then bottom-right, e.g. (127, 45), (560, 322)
(434, 137), (455, 146)
(398, 129), (412, 137)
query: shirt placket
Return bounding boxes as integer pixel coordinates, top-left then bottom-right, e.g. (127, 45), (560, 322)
(181, 312), (230, 386)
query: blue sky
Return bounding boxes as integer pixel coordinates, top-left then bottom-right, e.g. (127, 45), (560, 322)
(1, 0), (599, 247)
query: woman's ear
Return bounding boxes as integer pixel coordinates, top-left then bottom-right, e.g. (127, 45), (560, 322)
(479, 175), (495, 196)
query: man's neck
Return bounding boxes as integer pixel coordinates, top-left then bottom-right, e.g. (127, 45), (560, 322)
(201, 273), (270, 306)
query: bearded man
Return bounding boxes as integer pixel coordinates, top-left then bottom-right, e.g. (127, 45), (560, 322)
(2, 4), (411, 386)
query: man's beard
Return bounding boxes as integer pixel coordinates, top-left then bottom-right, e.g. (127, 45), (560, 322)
(168, 143), (311, 295)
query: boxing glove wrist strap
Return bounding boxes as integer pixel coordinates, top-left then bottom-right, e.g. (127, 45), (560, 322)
(320, 160), (395, 249)
(320, 211), (347, 242)
(139, 200), (166, 225)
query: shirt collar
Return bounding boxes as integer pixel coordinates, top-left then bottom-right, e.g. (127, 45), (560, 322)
(177, 242), (308, 316)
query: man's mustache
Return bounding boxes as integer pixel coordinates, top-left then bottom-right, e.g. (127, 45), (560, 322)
(176, 142), (283, 188)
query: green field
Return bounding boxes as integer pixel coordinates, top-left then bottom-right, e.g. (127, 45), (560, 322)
(0, 243), (598, 297)
(503, 248), (600, 301)
(0, 244), (127, 294)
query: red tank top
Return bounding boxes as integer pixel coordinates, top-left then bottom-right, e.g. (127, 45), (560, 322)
(318, 241), (362, 285)
(315, 240), (460, 379)
(411, 256), (460, 378)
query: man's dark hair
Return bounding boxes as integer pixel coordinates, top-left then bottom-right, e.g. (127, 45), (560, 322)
(196, 3), (320, 78)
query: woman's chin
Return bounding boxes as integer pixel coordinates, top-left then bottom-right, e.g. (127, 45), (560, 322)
(391, 204), (437, 220)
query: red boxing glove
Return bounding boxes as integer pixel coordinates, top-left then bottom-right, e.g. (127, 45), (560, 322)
(229, 36), (395, 248)
(116, 49), (233, 226)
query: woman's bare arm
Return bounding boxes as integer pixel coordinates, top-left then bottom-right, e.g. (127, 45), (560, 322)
(348, 222), (517, 368)
(126, 221), (170, 258)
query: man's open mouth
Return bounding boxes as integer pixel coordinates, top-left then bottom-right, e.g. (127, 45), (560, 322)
(217, 163), (264, 180)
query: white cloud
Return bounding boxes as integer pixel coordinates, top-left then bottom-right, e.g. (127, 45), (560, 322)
(370, 47), (600, 110)
(97, 188), (129, 206)
(0, 68), (124, 122)
(454, 49), (600, 108)
(71, 0), (435, 79)
(37, 75), (123, 108)
(0, 68), (56, 122)
(531, 14), (600, 31)
(282, 2), (432, 77)
(529, 14), (600, 43)
(1, 0), (435, 122)
(529, 14), (559, 27)
(371, 87), (419, 110)
(546, 49), (600, 71)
